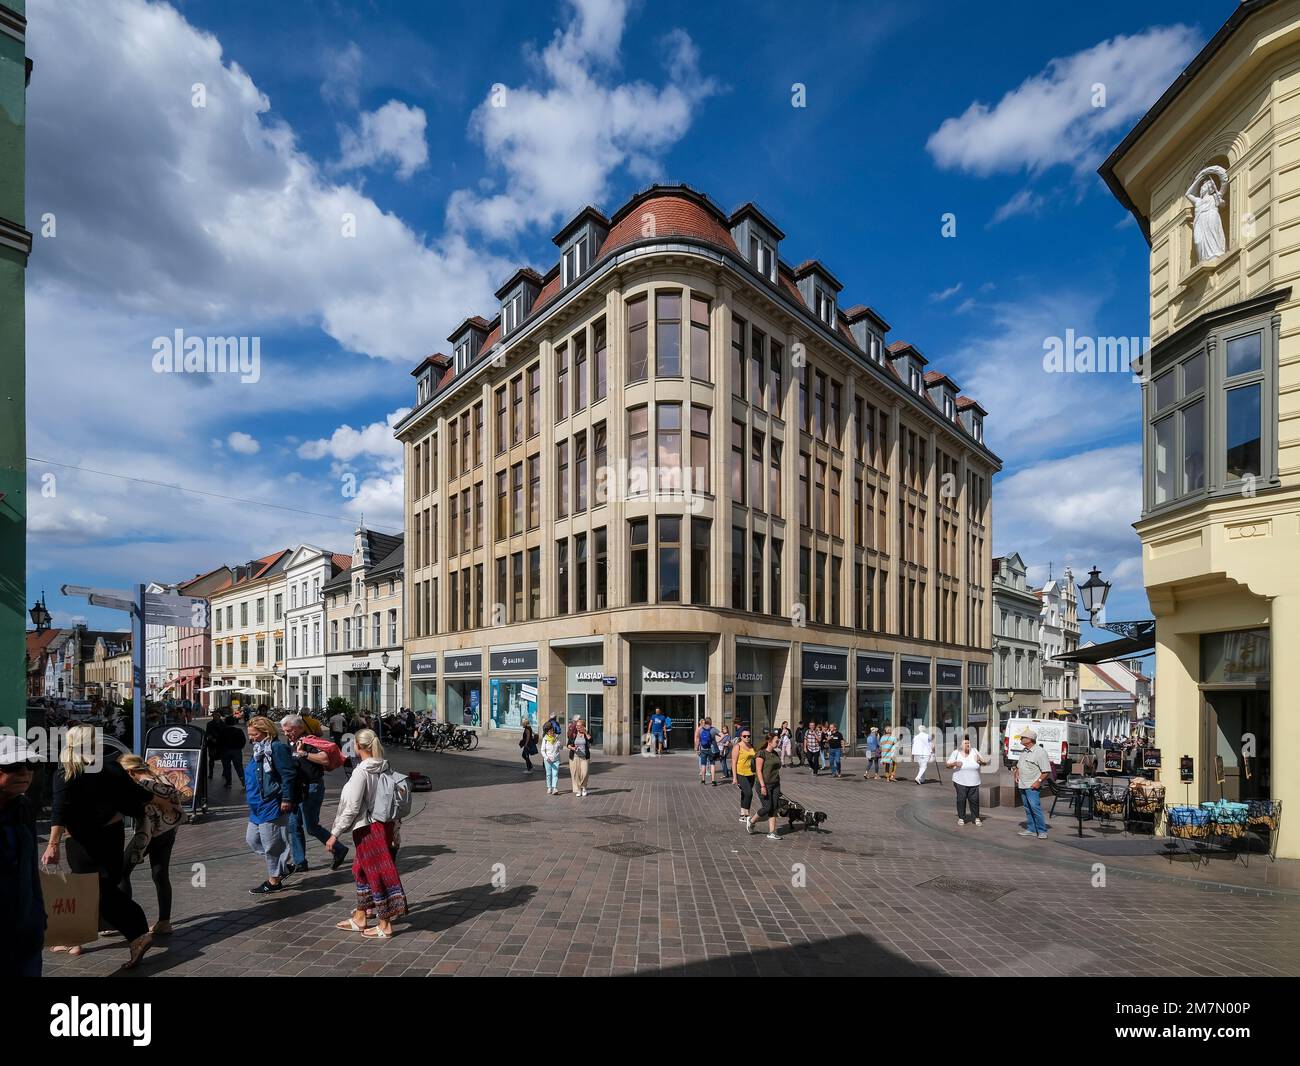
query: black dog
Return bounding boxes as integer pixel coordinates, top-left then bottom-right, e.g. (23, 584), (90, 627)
(777, 796), (829, 832)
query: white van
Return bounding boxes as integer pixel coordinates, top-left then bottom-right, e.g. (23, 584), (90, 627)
(1003, 717), (1090, 772)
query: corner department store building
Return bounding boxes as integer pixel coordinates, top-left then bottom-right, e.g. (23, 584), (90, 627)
(396, 185), (1002, 754)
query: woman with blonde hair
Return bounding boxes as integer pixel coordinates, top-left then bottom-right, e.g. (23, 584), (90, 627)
(326, 729), (407, 938)
(243, 716), (299, 895)
(42, 725), (167, 968)
(117, 755), (183, 936)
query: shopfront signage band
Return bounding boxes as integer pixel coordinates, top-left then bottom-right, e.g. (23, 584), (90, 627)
(490, 648), (538, 673)
(937, 663), (962, 687)
(856, 655), (892, 685)
(802, 650), (847, 683)
(410, 657), (437, 676)
(444, 651), (482, 675)
(901, 659), (931, 685)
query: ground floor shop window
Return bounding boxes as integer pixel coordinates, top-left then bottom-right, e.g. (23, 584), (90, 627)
(938, 690), (962, 731)
(447, 680), (481, 726)
(411, 680), (437, 715)
(491, 677), (538, 729)
(801, 688), (847, 734)
(735, 693), (774, 737)
(568, 692), (604, 748)
(348, 671), (380, 714)
(902, 688), (930, 729)
(856, 689), (892, 752)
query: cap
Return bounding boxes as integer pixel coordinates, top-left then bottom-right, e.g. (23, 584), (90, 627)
(1019, 729), (1037, 741)
(0, 735), (37, 764)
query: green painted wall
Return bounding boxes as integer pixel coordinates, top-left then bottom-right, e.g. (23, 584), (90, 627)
(1, 5), (28, 733)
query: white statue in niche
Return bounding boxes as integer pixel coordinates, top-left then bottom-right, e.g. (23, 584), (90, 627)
(1186, 165), (1229, 263)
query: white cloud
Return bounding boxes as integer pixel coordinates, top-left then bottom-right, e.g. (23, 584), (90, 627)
(926, 25), (1200, 177)
(322, 42), (364, 109)
(336, 100), (429, 180)
(227, 431), (260, 455)
(446, 0), (718, 238)
(989, 188), (1045, 226)
(343, 475), (405, 532)
(26, 0), (507, 362)
(930, 282), (963, 303)
(28, 504), (111, 539)
(298, 409), (410, 467)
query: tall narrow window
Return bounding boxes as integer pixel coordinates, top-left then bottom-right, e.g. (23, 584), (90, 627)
(496, 557), (507, 618)
(731, 420), (745, 504)
(511, 462), (523, 534)
(573, 332), (588, 413)
(594, 527), (608, 608)
(750, 328), (765, 408)
(814, 371), (827, 441)
(629, 407), (649, 495)
(461, 411), (472, 475)
(656, 291), (681, 377)
(690, 296), (710, 382)
(629, 520), (649, 604)
(593, 317), (608, 401)
(690, 408), (710, 495)
(495, 386), (507, 454)
(527, 455), (540, 529)
(556, 440), (569, 518)
(770, 538), (782, 617)
(814, 461), (826, 531)
(658, 516), (681, 602)
(799, 453), (810, 527)
(511, 377), (523, 446)
(830, 556), (842, 626)
(799, 364), (809, 432)
(750, 430), (764, 510)
(829, 467), (842, 537)
(528, 548), (541, 620)
(657, 403), (682, 494)
(575, 532), (589, 612)
(731, 526), (746, 609)
(690, 517), (710, 605)
(496, 471), (507, 540)
(830, 382), (842, 444)
(511, 552), (524, 623)
(799, 547), (810, 614)
(627, 296), (648, 382)
(527, 364), (540, 438)
(593, 421), (608, 506)
(769, 440), (782, 516)
(575, 431), (589, 513)
(770, 341), (783, 419)
(556, 539), (569, 616)
(555, 343), (568, 422)
(751, 533), (764, 614)
(731, 315), (746, 397)
(815, 551), (827, 624)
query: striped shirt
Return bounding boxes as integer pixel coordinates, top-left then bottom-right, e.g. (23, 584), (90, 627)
(880, 735), (897, 762)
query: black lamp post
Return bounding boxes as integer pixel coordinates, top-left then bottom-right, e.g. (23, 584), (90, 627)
(1077, 566), (1111, 623)
(29, 591), (52, 633)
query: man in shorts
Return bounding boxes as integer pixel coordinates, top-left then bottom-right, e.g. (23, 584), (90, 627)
(745, 732), (782, 840)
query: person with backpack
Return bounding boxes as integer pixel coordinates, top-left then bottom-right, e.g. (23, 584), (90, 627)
(281, 715), (349, 873)
(568, 718), (592, 797)
(863, 727), (882, 779)
(326, 729), (408, 938)
(243, 716), (298, 895)
(540, 724), (564, 795)
(695, 717), (718, 786)
(519, 720), (537, 773)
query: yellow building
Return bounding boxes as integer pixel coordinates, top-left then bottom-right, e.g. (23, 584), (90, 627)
(1101, 0), (1300, 856)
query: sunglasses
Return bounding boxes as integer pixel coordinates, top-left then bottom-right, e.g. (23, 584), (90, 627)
(741, 733), (751, 738)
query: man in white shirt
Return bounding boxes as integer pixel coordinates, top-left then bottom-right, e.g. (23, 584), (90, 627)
(946, 735), (988, 825)
(911, 728), (933, 784)
(328, 710), (346, 745)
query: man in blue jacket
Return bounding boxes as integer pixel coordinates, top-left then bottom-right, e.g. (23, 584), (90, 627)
(244, 717), (299, 895)
(0, 737), (45, 976)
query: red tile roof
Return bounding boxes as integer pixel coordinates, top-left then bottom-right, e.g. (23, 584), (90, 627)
(598, 192), (738, 260)
(956, 395), (987, 415)
(331, 553), (353, 572)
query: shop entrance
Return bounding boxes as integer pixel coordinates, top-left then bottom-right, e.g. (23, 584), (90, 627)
(568, 693), (605, 750)
(447, 680), (482, 726)
(735, 694), (774, 738)
(636, 693), (704, 752)
(1203, 690), (1270, 801)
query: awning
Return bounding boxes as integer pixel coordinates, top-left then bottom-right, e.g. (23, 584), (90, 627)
(1054, 631), (1155, 665)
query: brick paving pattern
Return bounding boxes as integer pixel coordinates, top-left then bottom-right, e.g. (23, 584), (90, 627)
(42, 739), (1300, 977)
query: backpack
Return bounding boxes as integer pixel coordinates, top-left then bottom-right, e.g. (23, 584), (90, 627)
(368, 767), (413, 824)
(300, 735), (345, 771)
(699, 726), (713, 752)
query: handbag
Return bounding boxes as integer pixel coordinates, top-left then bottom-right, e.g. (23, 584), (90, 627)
(40, 867), (100, 948)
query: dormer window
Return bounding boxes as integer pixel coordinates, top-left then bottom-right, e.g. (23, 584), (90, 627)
(908, 365), (923, 393)
(972, 414), (983, 442)
(454, 341), (470, 373)
(943, 394), (955, 420)
(502, 292), (524, 336)
(869, 335), (882, 364)
(749, 235), (776, 282)
(562, 234), (590, 287)
(814, 288), (836, 327)
(417, 372), (432, 404)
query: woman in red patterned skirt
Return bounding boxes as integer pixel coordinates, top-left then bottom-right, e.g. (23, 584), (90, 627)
(326, 729), (407, 939)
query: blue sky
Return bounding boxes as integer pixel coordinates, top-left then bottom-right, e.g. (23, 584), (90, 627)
(24, 0), (1235, 639)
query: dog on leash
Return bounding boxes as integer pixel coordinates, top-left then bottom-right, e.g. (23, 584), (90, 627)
(777, 795), (829, 832)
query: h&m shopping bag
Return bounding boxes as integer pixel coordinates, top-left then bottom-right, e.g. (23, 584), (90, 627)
(39, 868), (99, 948)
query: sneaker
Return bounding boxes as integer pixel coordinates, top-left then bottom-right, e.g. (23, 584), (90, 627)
(974, 819), (983, 827)
(249, 881), (283, 895)
(1017, 830), (1037, 837)
(957, 819), (965, 826)
(765, 832), (780, 840)
(744, 818), (754, 835)
(331, 847), (349, 871)
(1037, 832), (1049, 839)
(711, 781), (717, 787)
(283, 862), (297, 877)
(739, 815), (749, 823)
(581, 788), (588, 797)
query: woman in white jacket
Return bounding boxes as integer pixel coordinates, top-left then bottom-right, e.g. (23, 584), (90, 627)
(325, 730), (407, 938)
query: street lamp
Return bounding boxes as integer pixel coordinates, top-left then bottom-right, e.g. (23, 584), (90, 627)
(1077, 566), (1111, 623)
(381, 651), (390, 670)
(29, 591), (52, 633)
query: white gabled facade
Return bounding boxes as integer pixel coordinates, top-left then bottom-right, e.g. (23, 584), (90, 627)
(1038, 568), (1080, 712)
(283, 544), (346, 713)
(208, 550), (292, 709)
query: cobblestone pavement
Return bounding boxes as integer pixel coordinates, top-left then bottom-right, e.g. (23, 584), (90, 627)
(42, 739), (1300, 978)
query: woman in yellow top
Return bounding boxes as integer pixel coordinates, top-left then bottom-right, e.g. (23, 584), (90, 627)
(731, 728), (757, 822)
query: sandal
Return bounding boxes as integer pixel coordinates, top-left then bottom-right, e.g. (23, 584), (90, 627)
(335, 918), (367, 932)
(361, 927), (392, 939)
(122, 933), (153, 970)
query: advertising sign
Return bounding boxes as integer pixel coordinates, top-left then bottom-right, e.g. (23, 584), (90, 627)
(1104, 748), (1123, 772)
(802, 650), (847, 683)
(144, 722), (207, 815)
(1142, 747), (1162, 769)
(856, 655), (893, 685)
(1179, 755), (1194, 784)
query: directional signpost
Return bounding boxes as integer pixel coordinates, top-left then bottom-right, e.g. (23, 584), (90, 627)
(61, 583), (211, 753)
